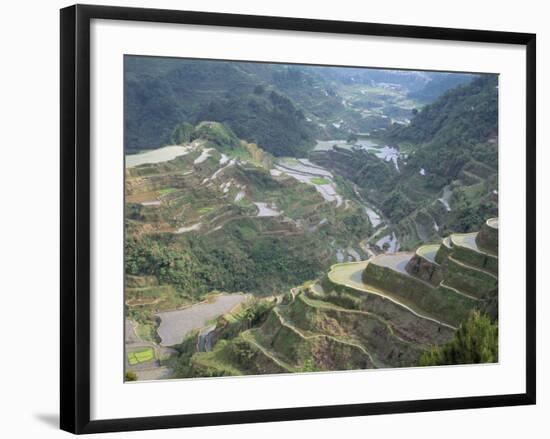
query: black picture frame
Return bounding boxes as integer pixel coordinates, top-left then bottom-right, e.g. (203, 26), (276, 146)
(60, 4), (536, 434)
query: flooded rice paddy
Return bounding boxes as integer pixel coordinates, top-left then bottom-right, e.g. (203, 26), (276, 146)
(274, 159), (343, 207)
(126, 145), (193, 168)
(254, 202), (281, 217)
(156, 293), (248, 346)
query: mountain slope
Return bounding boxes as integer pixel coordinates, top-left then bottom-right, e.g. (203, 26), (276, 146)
(171, 218), (498, 378)
(124, 57), (477, 155)
(385, 74), (498, 148)
(309, 75), (498, 248)
(407, 73), (476, 103)
(194, 90), (316, 157)
(125, 122), (373, 301)
(125, 57), (323, 154)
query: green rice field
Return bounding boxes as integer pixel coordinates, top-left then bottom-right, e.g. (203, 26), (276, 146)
(310, 177), (330, 185)
(127, 347), (155, 365)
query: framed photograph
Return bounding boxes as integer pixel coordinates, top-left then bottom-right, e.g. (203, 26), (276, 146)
(60, 4), (536, 434)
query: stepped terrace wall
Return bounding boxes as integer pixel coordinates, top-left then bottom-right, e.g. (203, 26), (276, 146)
(435, 237), (453, 264)
(450, 239), (498, 275)
(189, 336), (288, 377)
(284, 293), (422, 368)
(362, 262), (476, 327)
(476, 218), (498, 254)
(258, 308), (373, 371)
(314, 281), (454, 345)
(444, 257), (498, 300)
(406, 247), (443, 286)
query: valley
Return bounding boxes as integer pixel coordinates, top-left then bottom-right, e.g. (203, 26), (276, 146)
(124, 58), (498, 381)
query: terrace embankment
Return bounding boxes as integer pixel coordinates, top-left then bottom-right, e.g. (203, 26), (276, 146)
(174, 218), (498, 377)
(361, 254), (473, 327)
(337, 218), (498, 344)
(406, 244), (442, 286)
(476, 217), (498, 254)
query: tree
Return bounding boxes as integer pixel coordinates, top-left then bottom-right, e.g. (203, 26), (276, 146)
(171, 122), (194, 145)
(125, 371), (138, 381)
(347, 133), (358, 144)
(419, 311), (498, 366)
(253, 84), (265, 95)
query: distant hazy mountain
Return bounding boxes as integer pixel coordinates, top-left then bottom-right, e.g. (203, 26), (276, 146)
(124, 57), (477, 154)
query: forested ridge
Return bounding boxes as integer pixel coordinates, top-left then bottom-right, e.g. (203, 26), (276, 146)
(124, 58), (320, 155)
(124, 56), (478, 155)
(386, 75), (498, 148)
(194, 89), (316, 157)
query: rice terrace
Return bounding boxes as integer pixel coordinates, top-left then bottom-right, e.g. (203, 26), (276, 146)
(127, 347), (155, 366)
(124, 56), (499, 381)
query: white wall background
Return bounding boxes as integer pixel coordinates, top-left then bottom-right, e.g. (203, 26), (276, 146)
(0, 0), (546, 437)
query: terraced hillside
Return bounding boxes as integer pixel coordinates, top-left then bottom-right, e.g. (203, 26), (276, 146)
(170, 219), (498, 377)
(124, 59), (499, 381)
(125, 122), (378, 301)
(124, 122), (395, 378)
(309, 76), (498, 251)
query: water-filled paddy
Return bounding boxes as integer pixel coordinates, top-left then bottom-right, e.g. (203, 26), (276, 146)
(156, 293), (248, 346)
(126, 145), (192, 168)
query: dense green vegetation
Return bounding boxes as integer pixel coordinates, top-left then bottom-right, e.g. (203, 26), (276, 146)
(190, 121), (241, 149)
(419, 311), (498, 365)
(125, 57), (477, 153)
(125, 223), (326, 300)
(124, 58), (322, 154)
(124, 57), (262, 151)
(386, 75), (498, 147)
(170, 121), (194, 145)
(389, 75), (498, 202)
(194, 90), (316, 156)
